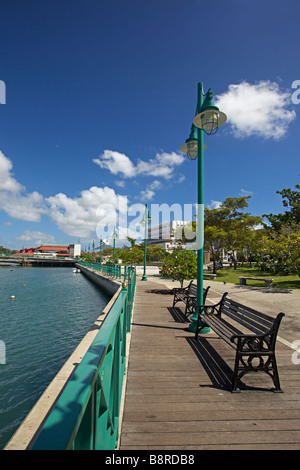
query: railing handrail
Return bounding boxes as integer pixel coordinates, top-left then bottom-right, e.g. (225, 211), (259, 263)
(31, 267), (136, 450)
(77, 261), (123, 279)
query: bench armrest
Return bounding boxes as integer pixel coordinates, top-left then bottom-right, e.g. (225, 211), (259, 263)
(196, 304), (219, 315)
(230, 331), (275, 353)
(196, 292), (228, 316)
(230, 332), (259, 342)
(173, 287), (187, 294)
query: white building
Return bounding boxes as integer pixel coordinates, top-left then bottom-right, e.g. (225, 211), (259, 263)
(69, 244), (81, 258)
(147, 221), (189, 251)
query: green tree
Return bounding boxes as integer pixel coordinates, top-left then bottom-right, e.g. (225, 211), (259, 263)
(258, 224), (300, 276)
(126, 237), (137, 248)
(204, 225), (227, 272)
(159, 248), (197, 288)
(261, 180), (300, 276)
(204, 196), (262, 272)
(263, 181), (300, 230)
(146, 245), (165, 262)
(121, 246), (144, 265)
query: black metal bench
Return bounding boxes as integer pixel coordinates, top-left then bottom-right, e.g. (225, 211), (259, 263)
(173, 280), (210, 318)
(195, 293), (285, 392)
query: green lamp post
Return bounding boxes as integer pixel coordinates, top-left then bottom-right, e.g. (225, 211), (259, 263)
(180, 82), (227, 333)
(141, 203), (151, 281)
(112, 226), (117, 266)
(92, 240), (95, 267)
(99, 237), (103, 267)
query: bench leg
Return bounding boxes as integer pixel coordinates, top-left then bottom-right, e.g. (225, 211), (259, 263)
(185, 299), (196, 318)
(270, 355), (283, 393)
(231, 352), (241, 393)
(231, 349), (283, 393)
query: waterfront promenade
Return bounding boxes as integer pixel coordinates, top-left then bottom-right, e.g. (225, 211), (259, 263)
(120, 275), (300, 450)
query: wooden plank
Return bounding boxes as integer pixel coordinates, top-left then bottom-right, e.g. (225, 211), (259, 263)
(121, 444), (300, 450)
(121, 430), (300, 446)
(122, 418), (300, 433)
(123, 408), (300, 422)
(119, 278), (300, 450)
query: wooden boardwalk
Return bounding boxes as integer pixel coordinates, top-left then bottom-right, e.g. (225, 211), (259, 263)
(119, 278), (300, 450)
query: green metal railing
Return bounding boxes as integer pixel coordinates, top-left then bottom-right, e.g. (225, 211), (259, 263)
(31, 267), (136, 450)
(78, 261), (122, 279)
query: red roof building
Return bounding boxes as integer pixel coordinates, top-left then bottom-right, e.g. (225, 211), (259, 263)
(17, 244), (70, 258)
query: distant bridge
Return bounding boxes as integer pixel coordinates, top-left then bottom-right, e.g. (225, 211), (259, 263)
(0, 256), (76, 267)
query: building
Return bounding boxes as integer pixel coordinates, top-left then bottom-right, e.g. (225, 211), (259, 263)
(17, 243), (81, 258)
(147, 220), (187, 250)
(147, 221), (210, 263)
(69, 244), (81, 258)
(147, 220), (195, 251)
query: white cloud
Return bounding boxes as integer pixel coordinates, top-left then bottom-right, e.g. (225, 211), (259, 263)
(177, 174), (186, 183)
(0, 150), (127, 238)
(93, 150), (136, 178)
(136, 151), (185, 179)
(0, 151), (24, 192)
(207, 200), (222, 209)
(16, 230), (56, 246)
(0, 151), (46, 222)
(148, 180), (162, 191)
(215, 81), (296, 140)
(0, 191), (46, 222)
(240, 188), (253, 197)
(137, 179), (162, 202)
(115, 180), (126, 188)
(46, 186), (127, 238)
(93, 149), (184, 180)
(139, 189), (155, 201)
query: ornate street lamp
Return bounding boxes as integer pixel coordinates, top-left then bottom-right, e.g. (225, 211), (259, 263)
(180, 124), (206, 159)
(181, 82), (226, 333)
(141, 203), (151, 281)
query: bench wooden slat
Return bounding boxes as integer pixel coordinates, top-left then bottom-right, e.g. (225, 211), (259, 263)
(222, 301), (273, 336)
(203, 315), (242, 346)
(188, 285), (197, 297)
(226, 298), (275, 323)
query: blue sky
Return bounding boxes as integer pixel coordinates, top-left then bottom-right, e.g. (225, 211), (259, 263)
(0, 0), (299, 249)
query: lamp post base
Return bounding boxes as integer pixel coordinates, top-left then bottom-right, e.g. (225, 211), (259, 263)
(189, 322), (210, 334)
(141, 275), (147, 281)
(196, 325), (210, 334)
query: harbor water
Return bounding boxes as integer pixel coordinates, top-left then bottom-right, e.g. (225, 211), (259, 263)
(0, 266), (110, 449)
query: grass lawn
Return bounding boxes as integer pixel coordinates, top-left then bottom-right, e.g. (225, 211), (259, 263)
(211, 264), (300, 289)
